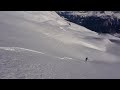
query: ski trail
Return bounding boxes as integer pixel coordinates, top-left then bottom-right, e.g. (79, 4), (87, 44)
(60, 27), (67, 31)
(58, 57), (73, 60)
(0, 47), (45, 54)
(0, 46), (110, 64)
(0, 46), (84, 63)
(0, 47), (73, 59)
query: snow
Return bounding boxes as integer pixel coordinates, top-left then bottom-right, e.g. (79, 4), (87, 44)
(0, 11), (120, 79)
(0, 47), (45, 54)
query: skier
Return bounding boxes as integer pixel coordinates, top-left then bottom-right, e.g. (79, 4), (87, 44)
(85, 57), (88, 62)
(68, 22), (71, 26)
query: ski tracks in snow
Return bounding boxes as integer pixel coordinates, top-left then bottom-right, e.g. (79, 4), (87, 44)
(0, 47), (45, 54)
(0, 46), (107, 64)
(0, 46), (78, 62)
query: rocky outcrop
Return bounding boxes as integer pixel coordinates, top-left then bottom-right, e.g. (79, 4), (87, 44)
(56, 11), (120, 35)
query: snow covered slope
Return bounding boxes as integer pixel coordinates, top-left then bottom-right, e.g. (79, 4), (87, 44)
(0, 11), (120, 79)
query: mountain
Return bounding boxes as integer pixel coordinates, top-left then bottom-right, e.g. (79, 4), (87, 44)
(56, 11), (120, 36)
(0, 11), (120, 79)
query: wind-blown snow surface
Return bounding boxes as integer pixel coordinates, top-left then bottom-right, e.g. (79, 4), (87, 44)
(0, 11), (120, 79)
